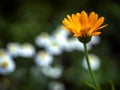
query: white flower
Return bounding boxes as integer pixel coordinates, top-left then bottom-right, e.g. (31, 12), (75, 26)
(34, 51), (53, 67)
(62, 36), (100, 52)
(19, 43), (35, 58)
(52, 32), (68, 50)
(0, 49), (9, 58)
(52, 25), (72, 51)
(68, 37), (92, 51)
(7, 43), (21, 58)
(42, 65), (63, 79)
(88, 36), (100, 47)
(35, 32), (51, 48)
(48, 81), (65, 90)
(45, 37), (62, 56)
(0, 50), (15, 75)
(81, 54), (101, 71)
(54, 25), (70, 38)
(60, 38), (76, 52)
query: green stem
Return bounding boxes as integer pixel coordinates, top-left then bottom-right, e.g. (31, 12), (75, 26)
(83, 43), (101, 90)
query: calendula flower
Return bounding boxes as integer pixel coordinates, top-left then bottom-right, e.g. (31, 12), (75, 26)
(62, 11), (107, 43)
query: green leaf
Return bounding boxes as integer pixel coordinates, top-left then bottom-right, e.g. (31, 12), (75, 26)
(83, 81), (97, 90)
(109, 80), (115, 90)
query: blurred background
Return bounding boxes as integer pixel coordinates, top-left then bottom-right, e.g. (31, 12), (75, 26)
(0, 0), (120, 90)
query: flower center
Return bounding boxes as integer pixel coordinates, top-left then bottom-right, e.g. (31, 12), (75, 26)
(51, 42), (58, 47)
(40, 51), (47, 59)
(0, 61), (9, 68)
(0, 51), (6, 57)
(80, 27), (91, 37)
(23, 44), (31, 50)
(41, 33), (49, 39)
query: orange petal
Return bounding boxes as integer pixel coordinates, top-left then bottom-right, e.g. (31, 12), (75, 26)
(61, 26), (68, 30)
(67, 15), (73, 24)
(71, 14), (79, 25)
(98, 24), (108, 30)
(72, 14), (76, 21)
(88, 17), (105, 34)
(88, 12), (98, 26)
(76, 13), (81, 18)
(80, 11), (88, 26)
(63, 18), (71, 25)
(93, 17), (105, 30)
(73, 33), (81, 37)
(62, 26), (74, 33)
(92, 32), (101, 36)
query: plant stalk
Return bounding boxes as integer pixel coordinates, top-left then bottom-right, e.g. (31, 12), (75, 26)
(83, 43), (101, 90)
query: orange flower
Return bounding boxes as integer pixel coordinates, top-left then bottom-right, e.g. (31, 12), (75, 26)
(62, 11), (107, 37)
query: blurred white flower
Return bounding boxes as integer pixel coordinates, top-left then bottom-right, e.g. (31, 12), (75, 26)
(34, 51), (53, 67)
(48, 81), (65, 90)
(54, 25), (70, 38)
(35, 32), (51, 48)
(69, 37), (92, 51)
(60, 36), (100, 52)
(45, 37), (62, 56)
(19, 43), (35, 58)
(0, 49), (9, 58)
(81, 54), (101, 71)
(42, 65), (63, 79)
(7, 43), (21, 58)
(52, 32), (68, 50)
(88, 36), (100, 47)
(60, 38), (76, 52)
(0, 49), (15, 75)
